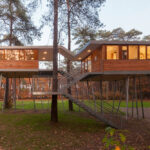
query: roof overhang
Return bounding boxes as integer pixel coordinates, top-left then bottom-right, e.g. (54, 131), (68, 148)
(75, 40), (150, 61)
(0, 45), (75, 61)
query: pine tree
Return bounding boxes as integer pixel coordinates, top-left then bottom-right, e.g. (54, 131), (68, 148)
(0, 0), (41, 46)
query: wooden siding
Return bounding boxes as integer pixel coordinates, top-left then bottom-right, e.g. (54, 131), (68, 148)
(91, 48), (102, 72)
(103, 60), (150, 71)
(0, 60), (38, 69)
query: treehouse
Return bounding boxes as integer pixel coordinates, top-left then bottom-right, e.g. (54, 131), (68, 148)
(76, 41), (150, 80)
(0, 46), (74, 78)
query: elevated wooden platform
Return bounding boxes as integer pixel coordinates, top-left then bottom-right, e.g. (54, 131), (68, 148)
(80, 71), (150, 81)
(0, 70), (54, 78)
(32, 91), (62, 96)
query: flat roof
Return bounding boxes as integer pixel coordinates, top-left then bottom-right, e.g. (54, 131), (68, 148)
(75, 40), (150, 60)
(0, 45), (75, 61)
(1, 40), (150, 61)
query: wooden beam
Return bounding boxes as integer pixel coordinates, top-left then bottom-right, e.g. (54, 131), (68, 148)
(126, 77), (129, 120)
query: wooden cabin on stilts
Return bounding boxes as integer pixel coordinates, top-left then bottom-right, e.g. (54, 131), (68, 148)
(0, 41), (150, 128)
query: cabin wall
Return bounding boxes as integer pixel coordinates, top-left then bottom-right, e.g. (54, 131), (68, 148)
(103, 60), (150, 71)
(0, 60), (38, 70)
(91, 47), (102, 72)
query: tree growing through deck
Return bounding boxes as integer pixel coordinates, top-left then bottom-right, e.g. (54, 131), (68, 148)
(51, 0), (58, 122)
(0, 0), (41, 109)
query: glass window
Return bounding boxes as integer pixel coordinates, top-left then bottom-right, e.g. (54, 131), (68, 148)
(87, 56), (91, 72)
(0, 50), (4, 60)
(107, 46), (119, 60)
(39, 61), (53, 70)
(147, 46), (150, 59)
(25, 50), (37, 60)
(128, 46), (138, 59)
(5, 50), (20, 60)
(82, 61), (85, 72)
(121, 46), (128, 60)
(20, 50), (25, 60)
(139, 46), (146, 59)
(85, 59), (88, 72)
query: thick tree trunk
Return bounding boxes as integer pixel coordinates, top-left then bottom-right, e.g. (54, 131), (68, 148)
(67, 0), (73, 111)
(4, 0), (13, 109)
(51, 0), (58, 122)
(4, 77), (10, 109)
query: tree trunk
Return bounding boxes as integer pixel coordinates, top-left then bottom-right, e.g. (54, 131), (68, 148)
(67, 0), (73, 111)
(51, 0), (58, 122)
(4, 0), (13, 109)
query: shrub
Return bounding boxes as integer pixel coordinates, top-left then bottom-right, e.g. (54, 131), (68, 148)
(102, 127), (134, 150)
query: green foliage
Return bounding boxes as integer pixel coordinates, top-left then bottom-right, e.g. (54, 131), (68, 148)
(0, 0), (41, 45)
(102, 127), (135, 150)
(73, 27), (150, 51)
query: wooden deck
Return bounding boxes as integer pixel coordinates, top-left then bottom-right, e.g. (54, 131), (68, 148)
(80, 71), (150, 81)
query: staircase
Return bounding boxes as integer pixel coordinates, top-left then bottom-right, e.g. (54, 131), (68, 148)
(63, 93), (122, 128)
(58, 70), (126, 129)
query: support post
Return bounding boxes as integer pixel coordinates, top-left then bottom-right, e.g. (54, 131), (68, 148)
(91, 82), (97, 112)
(134, 77), (139, 119)
(139, 77), (144, 119)
(4, 77), (9, 109)
(13, 78), (16, 110)
(112, 81), (116, 112)
(100, 80), (103, 113)
(75, 83), (80, 112)
(131, 78), (134, 117)
(126, 77), (129, 120)
(117, 81), (122, 113)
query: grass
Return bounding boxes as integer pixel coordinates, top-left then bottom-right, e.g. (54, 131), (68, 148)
(0, 111), (106, 150)
(107, 100), (150, 108)
(0, 99), (149, 149)
(0, 99), (150, 112)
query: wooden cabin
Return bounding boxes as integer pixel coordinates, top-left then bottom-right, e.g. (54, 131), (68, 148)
(0, 46), (74, 78)
(75, 41), (150, 76)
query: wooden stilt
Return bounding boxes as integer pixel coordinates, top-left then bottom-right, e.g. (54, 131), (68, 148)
(100, 80), (103, 113)
(32, 77), (36, 111)
(4, 77), (9, 109)
(126, 77), (129, 120)
(117, 80), (122, 113)
(112, 81), (116, 112)
(13, 78), (16, 110)
(131, 78), (134, 117)
(75, 83), (80, 112)
(106, 81), (109, 100)
(91, 82), (97, 112)
(86, 81), (90, 100)
(139, 77), (144, 119)
(134, 77), (139, 119)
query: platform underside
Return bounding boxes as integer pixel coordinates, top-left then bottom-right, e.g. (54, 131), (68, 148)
(0, 69), (53, 78)
(0, 70), (150, 80)
(81, 71), (150, 81)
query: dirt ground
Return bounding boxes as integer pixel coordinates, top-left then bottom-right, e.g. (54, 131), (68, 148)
(0, 110), (150, 150)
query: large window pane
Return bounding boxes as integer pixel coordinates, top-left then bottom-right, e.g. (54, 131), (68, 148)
(121, 46), (128, 60)
(5, 50), (19, 60)
(0, 50), (4, 60)
(147, 46), (150, 59)
(107, 46), (119, 60)
(128, 46), (138, 59)
(20, 50), (25, 60)
(25, 50), (37, 60)
(87, 56), (91, 72)
(139, 46), (146, 59)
